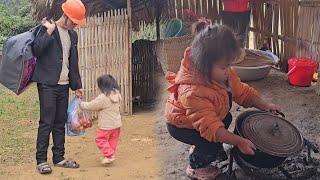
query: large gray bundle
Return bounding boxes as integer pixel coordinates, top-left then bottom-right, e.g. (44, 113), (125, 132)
(0, 25), (41, 95)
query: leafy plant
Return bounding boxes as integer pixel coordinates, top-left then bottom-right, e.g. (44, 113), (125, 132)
(0, 0), (35, 44)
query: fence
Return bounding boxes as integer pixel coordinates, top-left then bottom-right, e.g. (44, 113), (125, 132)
(168, 0), (222, 23)
(248, 0), (298, 71)
(75, 9), (132, 115)
(165, 0), (320, 72)
(247, 0), (320, 71)
(295, 2), (320, 61)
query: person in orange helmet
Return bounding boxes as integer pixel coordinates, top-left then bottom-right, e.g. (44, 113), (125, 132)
(32, 0), (86, 174)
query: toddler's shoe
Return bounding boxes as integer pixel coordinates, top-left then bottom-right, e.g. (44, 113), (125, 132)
(189, 145), (195, 155)
(101, 156), (115, 165)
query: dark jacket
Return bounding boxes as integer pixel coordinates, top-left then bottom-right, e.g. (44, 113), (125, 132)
(32, 25), (82, 90)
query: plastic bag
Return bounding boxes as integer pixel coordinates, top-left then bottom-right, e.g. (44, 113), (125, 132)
(66, 97), (92, 136)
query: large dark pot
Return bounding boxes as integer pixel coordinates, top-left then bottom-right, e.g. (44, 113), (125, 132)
(233, 110), (303, 169)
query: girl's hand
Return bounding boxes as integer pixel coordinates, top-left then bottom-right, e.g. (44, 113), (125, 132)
(252, 98), (281, 114)
(75, 89), (84, 98)
(264, 103), (281, 114)
(237, 138), (256, 155)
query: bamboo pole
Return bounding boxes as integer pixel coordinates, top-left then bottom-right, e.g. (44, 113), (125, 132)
(127, 0), (133, 115)
(155, 0), (161, 40)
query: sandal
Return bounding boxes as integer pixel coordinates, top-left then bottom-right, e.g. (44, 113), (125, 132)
(54, 159), (80, 169)
(37, 162), (52, 174)
(189, 145), (195, 155)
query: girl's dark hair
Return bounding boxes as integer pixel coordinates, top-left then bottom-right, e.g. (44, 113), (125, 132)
(190, 25), (241, 81)
(97, 74), (120, 95)
(192, 21), (207, 34)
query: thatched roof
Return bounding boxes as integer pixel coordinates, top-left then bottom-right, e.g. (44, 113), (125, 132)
(32, 0), (170, 28)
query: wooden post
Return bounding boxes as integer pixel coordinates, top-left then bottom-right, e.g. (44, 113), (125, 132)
(127, 0), (133, 115)
(156, 0), (161, 40)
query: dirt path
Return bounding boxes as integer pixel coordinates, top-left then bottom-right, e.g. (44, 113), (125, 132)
(0, 111), (160, 180)
(155, 69), (320, 179)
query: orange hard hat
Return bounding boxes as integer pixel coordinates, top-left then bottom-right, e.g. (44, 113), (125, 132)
(62, 0), (86, 25)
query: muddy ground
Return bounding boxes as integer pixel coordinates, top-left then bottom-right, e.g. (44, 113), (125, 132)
(155, 69), (320, 180)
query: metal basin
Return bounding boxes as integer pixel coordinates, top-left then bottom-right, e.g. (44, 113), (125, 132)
(233, 65), (272, 82)
(232, 50), (279, 82)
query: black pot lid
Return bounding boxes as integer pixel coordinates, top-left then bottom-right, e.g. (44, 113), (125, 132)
(241, 113), (304, 157)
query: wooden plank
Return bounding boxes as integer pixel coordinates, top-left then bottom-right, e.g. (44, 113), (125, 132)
(106, 11), (111, 77)
(114, 10), (118, 85)
(280, 0), (285, 62)
(196, 0), (202, 17)
(207, 0), (213, 22)
(91, 16), (95, 100)
(111, 10), (116, 81)
(80, 26), (85, 100)
(95, 15), (98, 98)
(100, 13), (104, 78)
(174, 0), (178, 18)
(85, 18), (89, 102)
(85, 17), (89, 100)
(168, 0), (175, 18)
(189, 0), (195, 14)
(92, 16), (95, 100)
(84, 18), (90, 101)
(212, 0), (219, 22)
(285, 0), (291, 64)
(180, 0), (184, 17)
(199, 0), (203, 15)
(120, 9), (125, 113)
(180, 0), (184, 18)
(198, 0), (205, 16)
(205, 0), (209, 17)
(87, 17), (91, 100)
(124, 10), (128, 114)
(88, 16), (92, 100)
(299, 1), (320, 7)
(99, 14), (103, 81)
(118, 10), (124, 109)
(187, 0), (191, 10)
(297, 6), (307, 57)
(121, 9), (125, 101)
(117, 10), (121, 107)
(95, 16), (99, 83)
(274, 3), (280, 57)
(127, 4), (132, 115)
(89, 17), (94, 111)
(175, 0), (182, 19)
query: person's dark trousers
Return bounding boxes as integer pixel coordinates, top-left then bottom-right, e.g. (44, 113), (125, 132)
(167, 113), (233, 169)
(222, 10), (251, 48)
(36, 83), (69, 165)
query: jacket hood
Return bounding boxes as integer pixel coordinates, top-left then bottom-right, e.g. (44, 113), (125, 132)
(109, 90), (121, 103)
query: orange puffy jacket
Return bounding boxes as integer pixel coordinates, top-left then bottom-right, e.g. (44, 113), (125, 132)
(223, 0), (250, 12)
(165, 47), (260, 142)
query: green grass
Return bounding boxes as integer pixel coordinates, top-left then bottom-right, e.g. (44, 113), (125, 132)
(0, 84), (39, 166)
